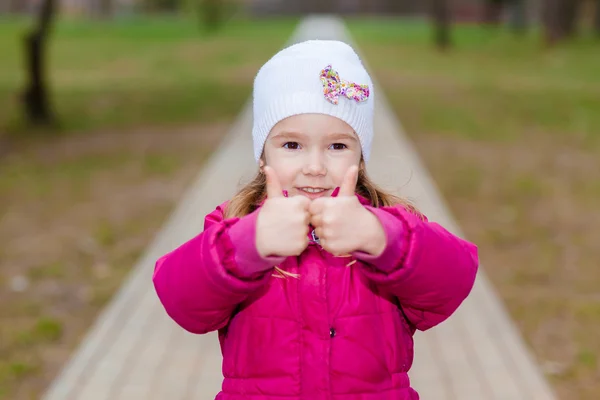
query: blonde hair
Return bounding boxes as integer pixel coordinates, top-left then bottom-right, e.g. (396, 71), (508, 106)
(224, 160), (421, 277)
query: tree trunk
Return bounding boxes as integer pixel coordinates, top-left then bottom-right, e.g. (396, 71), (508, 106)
(543, 0), (581, 44)
(89, 0), (113, 18)
(145, 0), (180, 12)
(508, 0), (528, 33)
(310, 0), (334, 13)
(359, 0), (371, 14)
(543, 0), (563, 45)
(385, 0), (403, 14)
(431, 0), (451, 50)
(201, 0), (221, 33)
(484, 0), (504, 25)
(22, 0), (56, 126)
(596, 0), (600, 36)
(99, 0), (113, 18)
(561, 0), (580, 37)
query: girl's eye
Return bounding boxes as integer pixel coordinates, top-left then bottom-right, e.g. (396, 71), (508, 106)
(331, 143), (347, 150)
(283, 142), (300, 150)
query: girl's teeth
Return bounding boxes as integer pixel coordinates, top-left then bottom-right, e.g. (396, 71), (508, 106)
(302, 188), (325, 193)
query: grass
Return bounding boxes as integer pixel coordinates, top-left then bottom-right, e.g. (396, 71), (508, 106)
(349, 19), (600, 144)
(0, 16), (294, 399)
(348, 18), (600, 400)
(0, 15), (297, 136)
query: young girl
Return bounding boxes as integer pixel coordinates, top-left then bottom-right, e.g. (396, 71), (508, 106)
(153, 40), (478, 399)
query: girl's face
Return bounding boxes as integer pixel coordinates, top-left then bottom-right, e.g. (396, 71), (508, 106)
(261, 114), (362, 200)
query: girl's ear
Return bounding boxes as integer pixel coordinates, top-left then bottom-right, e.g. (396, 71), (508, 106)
(359, 157), (365, 172)
(259, 158), (265, 173)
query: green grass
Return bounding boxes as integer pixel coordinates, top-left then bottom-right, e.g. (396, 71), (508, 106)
(348, 18), (600, 145)
(0, 16), (297, 136)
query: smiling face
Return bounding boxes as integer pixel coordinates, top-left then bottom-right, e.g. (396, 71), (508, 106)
(260, 113), (363, 200)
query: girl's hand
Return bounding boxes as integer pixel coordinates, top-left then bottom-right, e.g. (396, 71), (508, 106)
(309, 166), (386, 256)
(256, 167), (311, 258)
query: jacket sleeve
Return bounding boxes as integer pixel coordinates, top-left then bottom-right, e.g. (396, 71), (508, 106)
(152, 203), (283, 334)
(353, 205), (478, 331)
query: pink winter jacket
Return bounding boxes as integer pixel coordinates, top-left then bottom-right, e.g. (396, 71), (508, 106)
(153, 194), (478, 400)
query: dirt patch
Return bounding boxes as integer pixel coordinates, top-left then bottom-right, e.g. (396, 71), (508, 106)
(410, 131), (600, 400)
(0, 123), (228, 399)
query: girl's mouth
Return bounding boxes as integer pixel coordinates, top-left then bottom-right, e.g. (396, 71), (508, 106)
(296, 187), (330, 199)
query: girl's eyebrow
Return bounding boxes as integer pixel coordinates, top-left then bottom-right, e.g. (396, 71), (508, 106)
(326, 132), (358, 142)
(271, 131), (307, 140)
(271, 131), (357, 141)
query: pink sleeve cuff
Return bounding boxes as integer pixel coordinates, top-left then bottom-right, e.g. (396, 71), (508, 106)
(352, 206), (407, 273)
(227, 209), (286, 279)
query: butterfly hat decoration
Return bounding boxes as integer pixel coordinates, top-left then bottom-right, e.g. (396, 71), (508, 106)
(320, 64), (370, 105)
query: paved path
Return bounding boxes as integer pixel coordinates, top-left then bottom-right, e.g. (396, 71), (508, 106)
(42, 16), (557, 400)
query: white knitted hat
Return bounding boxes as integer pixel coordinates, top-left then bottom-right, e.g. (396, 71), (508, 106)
(251, 40), (375, 163)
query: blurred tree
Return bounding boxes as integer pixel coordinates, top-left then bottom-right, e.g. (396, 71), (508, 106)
(508, 0), (528, 33)
(311, 0), (334, 13)
(561, 0), (581, 37)
(22, 0), (56, 126)
(596, 0), (600, 36)
(431, 0), (451, 50)
(543, 0), (582, 44)
(99, 0), (114, 17)
(145, 0), (180, 12)
(201, 0), (222, 32)
(385, 0), (404, 14)
(543, 0), (563, 44)
(295, 0), (335, 14)
(87, 0), (114, 18)
(359, 0), (370, 13)
(484, 0), (505, 25)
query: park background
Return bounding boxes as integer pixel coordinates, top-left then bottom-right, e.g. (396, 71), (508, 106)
(1, 0), (599, 398)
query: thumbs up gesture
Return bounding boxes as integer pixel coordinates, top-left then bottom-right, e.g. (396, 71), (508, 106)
(309, 166), (386, 256)
(256, 167), (312, 258)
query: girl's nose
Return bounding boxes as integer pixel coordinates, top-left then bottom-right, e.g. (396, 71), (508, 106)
(303, 153), (327, 176)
